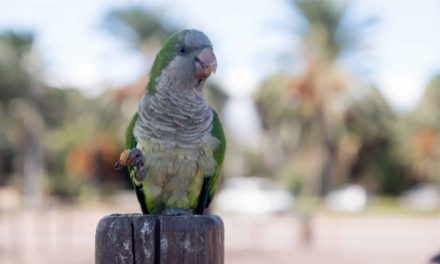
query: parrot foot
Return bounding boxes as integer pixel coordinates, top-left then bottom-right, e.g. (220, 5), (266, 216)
(127, 148), (147, 181)
(161, 208), (193, 216)
(114, 148), (147, 181)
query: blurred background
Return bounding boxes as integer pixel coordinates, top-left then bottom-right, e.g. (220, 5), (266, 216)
(1, 0), (440, 263)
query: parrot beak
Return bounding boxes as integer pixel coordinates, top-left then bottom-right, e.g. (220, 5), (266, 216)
(195, 47), (217, 80)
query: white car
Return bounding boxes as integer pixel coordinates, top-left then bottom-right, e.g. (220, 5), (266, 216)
(325, 184), (368, 213)
(399, 184), (440, 211)
(214, 177), (294, 215)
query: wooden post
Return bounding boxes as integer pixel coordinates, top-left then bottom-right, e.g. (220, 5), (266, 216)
(95, 214), (224, 264)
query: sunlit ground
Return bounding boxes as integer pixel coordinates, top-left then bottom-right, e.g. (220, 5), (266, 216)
(0, 199), (439, 264)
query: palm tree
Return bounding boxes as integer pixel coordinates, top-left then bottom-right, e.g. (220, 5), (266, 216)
(292, 0), (380, 195)
(292, 0), (375, 62)
(104, 6), (178, 57)
(400, 74), (440, 182)
(0, 31), (34, 103)
(0, 31), (47, 205)
(255, 0), (378, 196)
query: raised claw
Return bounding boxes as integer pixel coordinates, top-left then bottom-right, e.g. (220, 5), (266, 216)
(114, 148), (147, 181)
(114, 149), (129, 170)
(127, 148), (146, 181)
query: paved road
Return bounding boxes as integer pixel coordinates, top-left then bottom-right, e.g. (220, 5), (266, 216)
(0, 206), (439, 264)
(224, 214), (440, 264)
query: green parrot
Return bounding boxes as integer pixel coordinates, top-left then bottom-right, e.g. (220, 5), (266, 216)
(116, 29), (226, 215)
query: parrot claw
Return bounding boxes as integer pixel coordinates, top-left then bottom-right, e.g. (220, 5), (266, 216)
(114, 148), (147, 181)
(127, 148), (147, 181)
(114, 161), (123, 170)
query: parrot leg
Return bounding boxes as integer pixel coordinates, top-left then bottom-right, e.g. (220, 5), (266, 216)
(126, 148), (147, 181)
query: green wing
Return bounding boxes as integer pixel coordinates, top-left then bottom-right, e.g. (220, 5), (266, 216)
(196, 109), (226, 213)
(125, 112), (138, 150)
(125, 112), (149, 214)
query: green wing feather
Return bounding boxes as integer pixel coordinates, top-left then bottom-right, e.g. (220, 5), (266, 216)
(125, 112), (149, 214)
(125, 112), (138, 150)
(124, 111), (140, 186)
(196, 109), (226, 213)
(125, 112), (140, 186)
(146, 33), (179, 94)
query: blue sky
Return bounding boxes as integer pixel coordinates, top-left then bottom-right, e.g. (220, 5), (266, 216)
(1, 0), (440, 113)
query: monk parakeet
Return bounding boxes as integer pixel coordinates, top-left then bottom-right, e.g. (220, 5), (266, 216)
(115, 29), (226, 215)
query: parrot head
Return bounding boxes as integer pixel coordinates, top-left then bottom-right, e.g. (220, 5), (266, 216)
(147, 29), (217, 95)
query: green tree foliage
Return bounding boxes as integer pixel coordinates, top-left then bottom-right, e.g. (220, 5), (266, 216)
(293, 0), (376, 61)
(255, 0), (412, 195)
(0, 29), (129, 199)
(0, 31), (36, 187)
(104, 6), (178, 54)
(0, 31), (34, 103)
(397, 74), (440, 183)
(43, 88), (129, 198)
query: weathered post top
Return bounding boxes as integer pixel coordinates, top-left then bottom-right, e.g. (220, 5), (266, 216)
(95, 214), (224, 264)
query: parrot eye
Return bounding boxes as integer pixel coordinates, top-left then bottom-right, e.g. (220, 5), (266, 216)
(178, 47), (187, 55)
